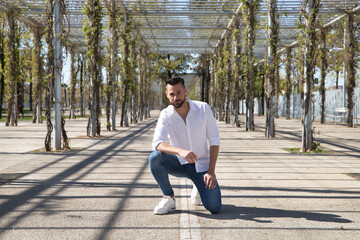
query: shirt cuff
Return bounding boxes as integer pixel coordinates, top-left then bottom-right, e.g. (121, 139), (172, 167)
(152, 140), (163, 151)
(209, 137), (221, 146)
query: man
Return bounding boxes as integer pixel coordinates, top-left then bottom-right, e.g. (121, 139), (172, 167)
(149, 77), (221, 215)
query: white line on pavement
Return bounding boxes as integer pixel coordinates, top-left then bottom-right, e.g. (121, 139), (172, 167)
(180, 178), (202, 240)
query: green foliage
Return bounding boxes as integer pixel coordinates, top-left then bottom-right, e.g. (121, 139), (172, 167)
(284, 142), (330, 154)
(83, 0), (103, 134)
(83, 0), (103, 73)
(152, 53), (190, 79)
(4, 8), (21, 125)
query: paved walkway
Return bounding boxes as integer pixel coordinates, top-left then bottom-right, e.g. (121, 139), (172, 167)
(0, 112), (360, 240)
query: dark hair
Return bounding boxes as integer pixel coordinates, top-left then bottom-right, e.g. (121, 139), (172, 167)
(166, 77), (185, 88)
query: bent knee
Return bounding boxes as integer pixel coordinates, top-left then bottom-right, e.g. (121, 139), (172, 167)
(148, 151), (163, 165)
(204, 200), (221, 214)
(208, 203), (221, 214)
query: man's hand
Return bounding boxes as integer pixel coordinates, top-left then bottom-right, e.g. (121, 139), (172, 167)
(179, 149), (198, 164)
(204, 172), (217, 190)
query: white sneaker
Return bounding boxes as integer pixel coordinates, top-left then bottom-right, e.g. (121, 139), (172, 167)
(191, 184), (202, 205)
(154, 196), (176, 215)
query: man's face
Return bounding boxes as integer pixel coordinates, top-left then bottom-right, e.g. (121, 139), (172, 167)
(166, 83), (187, 108)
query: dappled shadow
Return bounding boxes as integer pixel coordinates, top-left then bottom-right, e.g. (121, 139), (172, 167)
(194, 204), (352, 224)
(0, 119), (156, 238)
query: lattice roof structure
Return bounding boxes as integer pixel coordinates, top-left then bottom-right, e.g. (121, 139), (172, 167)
(1, 0), (360, 59)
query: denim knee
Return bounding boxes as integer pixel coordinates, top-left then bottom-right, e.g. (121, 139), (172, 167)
(205, 201), (221, 214)
(148, 151), (163, 167)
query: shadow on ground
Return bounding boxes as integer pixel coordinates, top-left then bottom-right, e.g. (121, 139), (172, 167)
(193, 204), (352, 224)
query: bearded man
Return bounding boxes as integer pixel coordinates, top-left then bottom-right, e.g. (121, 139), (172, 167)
(149, 77), (222, 215)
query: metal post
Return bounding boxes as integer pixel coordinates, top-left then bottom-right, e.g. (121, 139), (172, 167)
(53, 0), (62, 150)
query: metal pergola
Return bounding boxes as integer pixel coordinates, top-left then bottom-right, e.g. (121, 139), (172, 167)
(1, 0), (360, 59)
(1, 0), (360, 150)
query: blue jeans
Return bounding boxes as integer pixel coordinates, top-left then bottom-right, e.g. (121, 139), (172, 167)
(148, 151), (222, 214)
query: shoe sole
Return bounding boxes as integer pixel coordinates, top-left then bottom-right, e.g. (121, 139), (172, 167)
(154, 207), (176, 215)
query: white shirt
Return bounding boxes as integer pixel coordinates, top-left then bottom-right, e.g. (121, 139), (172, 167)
(152, 98), (221, 173)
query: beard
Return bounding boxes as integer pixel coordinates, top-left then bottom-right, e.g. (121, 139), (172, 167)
(171, 98), (186, 108)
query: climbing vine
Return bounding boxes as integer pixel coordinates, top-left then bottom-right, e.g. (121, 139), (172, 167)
(241, 0), (261, 131)
(285, 47), (292, 120)
(31, 26), (43, 124)
(44, 0), (54, 151)
(300, 0), (321, 152)
(120, 14), (132, 127)
(224, 29), (233, 124)
(104, 0), (120, 131)
(318, 27), (329, 124)
(4, 7), (21, 126)
(130, 32), (138, 124)
(138, 44), (145, 121)
(233, 14), (242, 127)
(83, 0), (103, 136)
(0, 17), (5, 120)
(344, 12), (357, 127)
(216, 40), (225, 121)
(265, 0), (279, 137)
(69, 46), (79, 119)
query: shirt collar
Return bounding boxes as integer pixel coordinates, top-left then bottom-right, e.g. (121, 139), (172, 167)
(169, 98), (195, 116)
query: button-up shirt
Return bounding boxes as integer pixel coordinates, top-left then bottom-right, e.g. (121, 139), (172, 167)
(152, 98), (221, 173)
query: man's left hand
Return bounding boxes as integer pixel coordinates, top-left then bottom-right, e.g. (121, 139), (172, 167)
(204, 172), (217, 190)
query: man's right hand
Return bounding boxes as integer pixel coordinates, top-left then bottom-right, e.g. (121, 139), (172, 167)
(179, 150), (198, 164)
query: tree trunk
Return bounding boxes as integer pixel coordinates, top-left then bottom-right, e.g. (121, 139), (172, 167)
(218, 41), (225, 121)
(106, 0), (119, 130)
(285, 47), (292, 120)
(138, 45), (145, 121)
(319, 28), (328, 124)
(302, 0), (320, 152)
(31, 27), (43, 124)
(244, 0), (259, 131)
(79, 56), (84, 117)
(265, 0), (278, 138)
(205, 56), (210, 104)
(201, 63), (205, 102)
(212, 52), (218, 119)
(233, 15), (241, 127)
(225, 32), (232, 124)
(85, 0), (103, 137)
(144, 49), (150, 119)
(69, 48), (77, 119)
(0, 23), (5, 119)
(274, 63), (279, 118)
(257, 66), (262, 116)
(345, 13), (356, 127)
(120, 16), (131, 127)
(130, 36), (138, 124)
(5, 11), (19, 126)
(106, 72), (111, 131)
(335, 70), (339, 89)
(261, 71), (265, 116)
(44, 0), (54, 151)
(233, 16), (242, 127)
(96, 80), (101, 136)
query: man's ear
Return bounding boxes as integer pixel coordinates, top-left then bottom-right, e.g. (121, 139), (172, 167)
(184, 88), (188, 95)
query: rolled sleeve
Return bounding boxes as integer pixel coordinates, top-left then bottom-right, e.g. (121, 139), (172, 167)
(152, 112), (169, 151)
(208, 136), (221, 146)
(205, 104), (221, 146)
